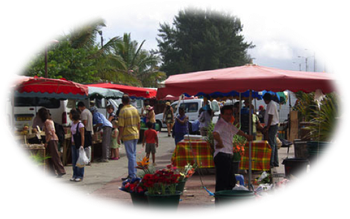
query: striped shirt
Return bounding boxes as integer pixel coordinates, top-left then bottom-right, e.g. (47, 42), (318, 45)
(118, 104), (140, 141)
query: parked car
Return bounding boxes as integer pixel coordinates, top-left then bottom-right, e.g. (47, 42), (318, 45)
(13, 97), (72, 131)
(155, 99), (220, 132)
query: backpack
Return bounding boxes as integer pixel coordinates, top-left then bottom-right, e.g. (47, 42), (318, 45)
(54, 122), (65, 144)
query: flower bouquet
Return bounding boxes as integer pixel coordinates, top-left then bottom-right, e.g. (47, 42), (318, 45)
(178, 163), (196, 181)
(142, 168), (181, 195)
(120, 177), (146, 194)
(176, 163), (196, 192)
(232, 134), (246, 162)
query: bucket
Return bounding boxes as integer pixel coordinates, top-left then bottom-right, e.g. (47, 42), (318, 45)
(145, 191), (182, 208)
(130, 192), (148, 206)
(214, 190), (255, 205)
(282, 158), (309, 178)
(155, 123), (160, 131)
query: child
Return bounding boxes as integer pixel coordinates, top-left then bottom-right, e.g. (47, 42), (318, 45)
(110, 120), (120, 160)
(142, 121), (158, 165)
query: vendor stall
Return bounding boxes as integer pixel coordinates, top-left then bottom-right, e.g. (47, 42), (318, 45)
(158, 64), (336, 189)
(172, 139), (214, 168)
(12, 76), (89, 167)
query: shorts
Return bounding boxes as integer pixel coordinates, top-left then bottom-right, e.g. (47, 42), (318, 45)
(145, 143), (156, 154)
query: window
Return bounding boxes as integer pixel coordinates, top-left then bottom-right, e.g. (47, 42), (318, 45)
(179, 102), (198, 113)
(14, 97), (60, 108)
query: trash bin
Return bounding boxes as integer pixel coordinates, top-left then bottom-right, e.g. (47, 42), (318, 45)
(282, 158), (309, 178)
(293, 139), (309, 159)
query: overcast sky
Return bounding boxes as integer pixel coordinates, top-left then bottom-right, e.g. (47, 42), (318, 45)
(96, 2), (331, 72)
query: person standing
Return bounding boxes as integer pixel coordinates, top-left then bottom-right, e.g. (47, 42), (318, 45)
(38, 108), (66, 177)
(142, 121), (158, 165)
(212, 105), (253, 192)
(173, 106), (189, 146)
(69, 109), (86, 182)
(262, 93), (280, 168)
(163, 102), (174, 137)
(117, 94), (140, 181)
(106, 105), (116, 122)
(90, 107), (112, 162)
(145, 105), (156, 129)
(198, 100), (213, 136)
(77, 101), (93, 163)
(110, 120), (121, 160)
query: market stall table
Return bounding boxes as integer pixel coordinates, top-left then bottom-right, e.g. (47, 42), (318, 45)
(239, 140), (271, 171)
(171, 139), (214, 168)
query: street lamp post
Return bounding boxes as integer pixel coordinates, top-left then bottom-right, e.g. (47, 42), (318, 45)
(305, 49), (316, 72)
(45, 40), (59, 78)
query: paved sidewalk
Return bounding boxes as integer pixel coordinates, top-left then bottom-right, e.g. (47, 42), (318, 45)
(56, 130), (293, 208)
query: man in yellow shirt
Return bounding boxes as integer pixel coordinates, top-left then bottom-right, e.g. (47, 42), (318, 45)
(118, 94), (140, 180)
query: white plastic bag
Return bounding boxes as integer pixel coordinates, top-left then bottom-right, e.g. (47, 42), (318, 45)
(232, 185), (249, 191)
(76, 147), (89, 168)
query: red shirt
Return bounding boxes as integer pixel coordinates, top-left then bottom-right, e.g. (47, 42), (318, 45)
(144, 129), (158, 144)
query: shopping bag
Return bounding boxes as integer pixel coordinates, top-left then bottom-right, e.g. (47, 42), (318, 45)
(76, 147), (89, 168)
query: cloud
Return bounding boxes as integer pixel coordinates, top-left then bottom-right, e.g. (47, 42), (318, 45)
(95, 2), (324, 70)
(102, 9), (177, 51)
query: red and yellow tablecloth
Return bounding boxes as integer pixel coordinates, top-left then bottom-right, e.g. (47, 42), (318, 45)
(172, 140), (271, 171)
(239, 140), (271, 171)
(171, 140), (214, 168)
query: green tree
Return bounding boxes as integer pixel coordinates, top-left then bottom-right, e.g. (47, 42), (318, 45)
(69, 19), (106, 49)
(105, 33), (165, 86)
(157, 8), (254, 76)
(24, 19), (164, 87)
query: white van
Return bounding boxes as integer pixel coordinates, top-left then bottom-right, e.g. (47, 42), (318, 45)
(155, 99), (220, 131)
(13, 97), (72, 131)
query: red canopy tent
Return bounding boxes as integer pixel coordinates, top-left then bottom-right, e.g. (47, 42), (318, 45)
(157, 64), (336, 191)
(157, 64), (336, 99)
(15, 76), (89, 100)
(87, 83), (157, 99)
(5, 74), (89, 130)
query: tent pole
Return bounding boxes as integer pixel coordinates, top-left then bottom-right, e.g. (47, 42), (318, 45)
(11, 88), (15, 133)
(248, 90), (252, 191)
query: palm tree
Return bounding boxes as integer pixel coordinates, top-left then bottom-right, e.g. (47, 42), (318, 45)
(309, 93), (338, 141)
(69, 19), (106, 49)
(105, 33), (165, 86)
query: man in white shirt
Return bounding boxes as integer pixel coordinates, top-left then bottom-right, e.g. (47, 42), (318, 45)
(213, 105), (253, 192)
(78, 102), (93, 162)
(262, 93), (280, 168)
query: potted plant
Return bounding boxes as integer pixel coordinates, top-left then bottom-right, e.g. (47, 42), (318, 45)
(232, 133), (246, 174)
(204, 122), (215, 153)
(142, 167), (182, 208)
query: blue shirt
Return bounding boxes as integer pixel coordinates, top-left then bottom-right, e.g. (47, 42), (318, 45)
(93, 112), (112, 128)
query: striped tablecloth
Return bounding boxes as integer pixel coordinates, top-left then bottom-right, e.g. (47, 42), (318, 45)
(239, 140), (271, 171)
(171, 140), (214, 168)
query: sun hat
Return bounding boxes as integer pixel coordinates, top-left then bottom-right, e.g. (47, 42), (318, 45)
(146, 105), (153, 110)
